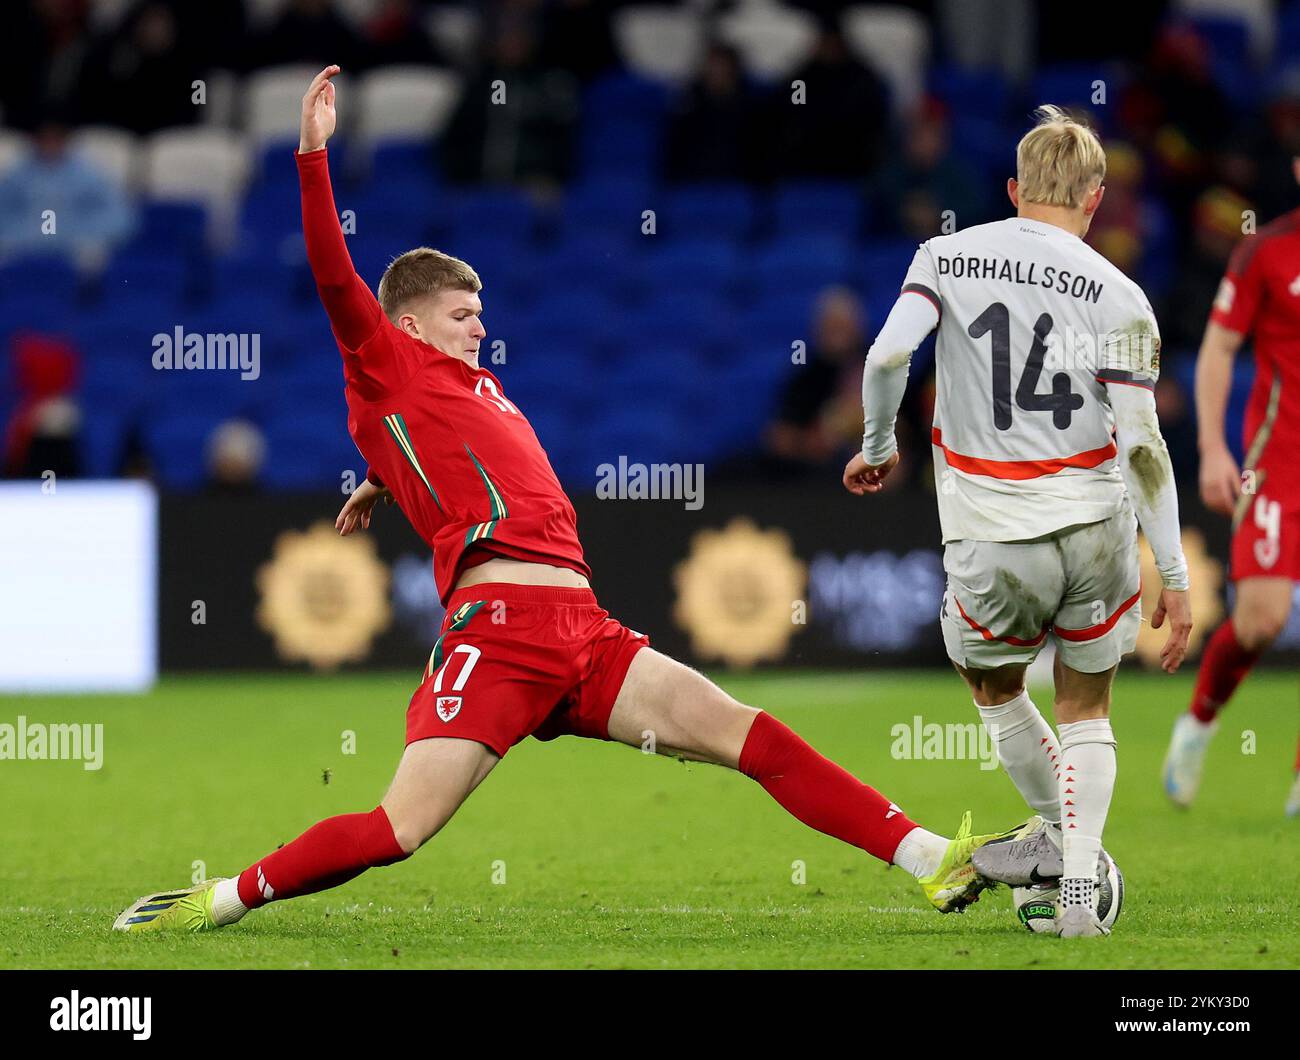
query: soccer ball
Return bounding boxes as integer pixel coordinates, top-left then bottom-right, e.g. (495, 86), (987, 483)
(1012, 852), (1125, 934)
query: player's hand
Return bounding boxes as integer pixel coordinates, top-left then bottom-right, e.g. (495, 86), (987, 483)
(843, 451), (899, 495)
(336, 478), (392, 535)
(1199, 444), (1241, 516)
(1150, 587), (1192, 674)
(300, 65), (341, 154)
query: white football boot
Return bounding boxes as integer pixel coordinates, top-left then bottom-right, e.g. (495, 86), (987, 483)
(1286, 771), (1300, 818)
(1162, 713), (1217, 809)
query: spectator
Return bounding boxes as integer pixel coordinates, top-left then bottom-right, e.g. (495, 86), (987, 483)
(1086, 141), (1146, 278)
(539, 0), (620, 84)
(0, 120), (136, 272)
(364, 0), (443, 68)
(256, 0), (364, 71)
(0, 0), (91, 131)
(664, 43), (765, 182)
(868, 96), (986, 238)
(4, 332), (82, 480)
(769, 26), (889, 180)
(441, 15), (579, 190)
(76, 2), (203, 133)
(205, 419), (266, 496)
(1253, 75), (1300, 224)
(761, 287), (868, 477)
(1160, 186), (1249, 355)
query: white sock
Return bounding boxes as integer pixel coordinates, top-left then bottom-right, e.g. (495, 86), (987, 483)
(1060, 875), (1096, 910)
(893, 827), (948, 880)
(211, 877), (249, 926)
(976, 689), (1061, 825)
(1058, 717), (1117, 882)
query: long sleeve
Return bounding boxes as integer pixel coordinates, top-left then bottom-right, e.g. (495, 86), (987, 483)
(1107, 381), (1189, 590)
(861, 290), (940, 463)
(297, 147), (383, 351)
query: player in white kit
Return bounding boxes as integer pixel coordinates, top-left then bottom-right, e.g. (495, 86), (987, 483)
(845, 107), (1193, 937)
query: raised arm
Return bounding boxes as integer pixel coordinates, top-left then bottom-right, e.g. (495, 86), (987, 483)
(297, 66), (383, 351)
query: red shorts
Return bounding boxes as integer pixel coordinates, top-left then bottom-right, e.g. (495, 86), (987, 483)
(406, 582), (650, 757)
(1231, 485), (1300, 581)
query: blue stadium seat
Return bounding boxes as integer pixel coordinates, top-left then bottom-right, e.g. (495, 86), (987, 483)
(747, 236), (856, 301)
(660, 183), (757, 241)
(635, 239), (745, 299)
(772, 181), (866, 239)
(561, 176), (657, 242)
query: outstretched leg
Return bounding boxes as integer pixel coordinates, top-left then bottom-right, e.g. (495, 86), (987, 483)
(1166, 577), (1292, 808)
(604, 648), (1003, 912)
(117, 737), (498, 932)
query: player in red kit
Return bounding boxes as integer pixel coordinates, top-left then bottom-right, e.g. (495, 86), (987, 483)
(114, 66), (1011, 934)
(1163, 158), (1300, 817)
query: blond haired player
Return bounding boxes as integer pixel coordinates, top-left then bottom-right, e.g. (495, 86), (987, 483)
(845, 106), (1193, 937)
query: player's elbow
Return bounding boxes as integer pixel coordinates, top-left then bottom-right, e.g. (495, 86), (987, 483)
(865, 342), (911, 373)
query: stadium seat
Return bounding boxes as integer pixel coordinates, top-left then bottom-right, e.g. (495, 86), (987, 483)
(771, 181), (866, 240)
(244, 65), (350, 154)
(716, 2), (819, 81)
(747, 235), (857, 301)
(635, 238), (745, 299)
(0, 127), (31, 176)
(69, 127), (139, 191)
(660, 183), (757, 241)
(842, 5), (932, 114)
(1031, 63), (1111, 116)
(143, 127), (252, 248)
(424, 3), (482, 59)
(355, 66), (461, 150)
(612, 5), (707, 85)
(561, 176), (656, 243)
(1174, 0), (1274, 65)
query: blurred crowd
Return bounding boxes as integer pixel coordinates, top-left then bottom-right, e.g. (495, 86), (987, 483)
(3, 0), (1298, 493)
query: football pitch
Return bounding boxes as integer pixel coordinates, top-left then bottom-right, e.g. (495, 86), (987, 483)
(2, 669), (1297, 969)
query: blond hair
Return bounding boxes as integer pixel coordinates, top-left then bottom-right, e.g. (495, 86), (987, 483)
(377, 247), (482, 321)
(1015, 105), (1106, 208)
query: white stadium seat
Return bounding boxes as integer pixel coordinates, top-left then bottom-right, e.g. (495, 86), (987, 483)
(716, 1), (819, 82)
(842, 5), (931, 114)
(424, 4), (482, 62)
(69, 126), (139, 191)
(356, 66), (461, 144)
(0, 128), (31, 178)
(144, 127), (251, 247)
(244, 64), (351, 151)
(613, 5), (707, 85)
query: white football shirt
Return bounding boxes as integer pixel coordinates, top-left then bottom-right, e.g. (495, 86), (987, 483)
(902, 217), (1161, 542)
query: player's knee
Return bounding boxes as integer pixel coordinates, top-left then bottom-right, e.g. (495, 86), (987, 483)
(384, 802), (452, 855)
(1235, 605), (1288, 651)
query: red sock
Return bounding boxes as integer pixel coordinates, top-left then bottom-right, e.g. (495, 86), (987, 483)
(1190, 619), (1260, 723)
(237, 806), (409, 909)
(738, 711), (917, 864)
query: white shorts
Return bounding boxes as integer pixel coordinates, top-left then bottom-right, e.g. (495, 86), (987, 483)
(940, 503), (1142, 674)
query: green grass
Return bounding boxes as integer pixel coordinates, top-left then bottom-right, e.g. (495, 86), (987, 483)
(1, 669), (1297, 968)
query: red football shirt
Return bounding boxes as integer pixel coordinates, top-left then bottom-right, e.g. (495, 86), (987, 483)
(298, 148), (590, 603)
(1210, 207), (1300, 482)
